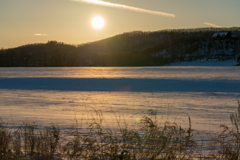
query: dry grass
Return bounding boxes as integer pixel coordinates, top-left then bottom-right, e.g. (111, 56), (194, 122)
(206, 100), (240, 160)
(1, 102), (240, 160)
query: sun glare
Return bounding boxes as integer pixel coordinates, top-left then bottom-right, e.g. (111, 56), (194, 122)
(92, 16), (105, 29)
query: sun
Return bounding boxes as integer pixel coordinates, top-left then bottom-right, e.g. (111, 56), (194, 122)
(92, 16), (105, 29)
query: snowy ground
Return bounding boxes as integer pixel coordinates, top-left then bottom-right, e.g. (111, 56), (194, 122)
(0, 66), (240, 135)
(169, 59), (238, 66)
(1, 90), (239, 133)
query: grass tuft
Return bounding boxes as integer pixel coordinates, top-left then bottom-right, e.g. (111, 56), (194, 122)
(1, 103), (240, 159)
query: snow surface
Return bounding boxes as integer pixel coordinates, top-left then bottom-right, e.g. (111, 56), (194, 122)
(0, 66), (240, 135)
(169, 59), (238, 66)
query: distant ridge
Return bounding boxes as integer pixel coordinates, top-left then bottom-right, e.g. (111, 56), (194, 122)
(0, 27), (240, 67)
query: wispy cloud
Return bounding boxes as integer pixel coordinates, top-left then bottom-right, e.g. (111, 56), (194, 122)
(204, 22), (222, 28)
(34, 33), (48, 36)
(72, 0), (176, 18)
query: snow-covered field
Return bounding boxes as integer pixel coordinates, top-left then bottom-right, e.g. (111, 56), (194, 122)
(169, 59), (238, 66)
(0, 66), (240, 134)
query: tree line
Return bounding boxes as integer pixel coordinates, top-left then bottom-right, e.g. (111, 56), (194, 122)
(0, 27), (240, 67)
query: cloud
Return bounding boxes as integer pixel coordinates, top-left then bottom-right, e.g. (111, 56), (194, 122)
(72, 0), (176, 18)
(34, 34), (48, 36)
(204, 22), (222, 28)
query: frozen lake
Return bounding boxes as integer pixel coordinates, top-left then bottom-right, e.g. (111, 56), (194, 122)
(0, 67), (240, 133)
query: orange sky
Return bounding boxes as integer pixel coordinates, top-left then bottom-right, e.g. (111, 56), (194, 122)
(0, 0), (240, 48)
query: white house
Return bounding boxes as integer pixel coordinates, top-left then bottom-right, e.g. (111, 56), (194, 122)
(212, 32), (229, 38)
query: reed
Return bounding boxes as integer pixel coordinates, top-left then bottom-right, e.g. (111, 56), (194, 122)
(1, 103), (240, 159)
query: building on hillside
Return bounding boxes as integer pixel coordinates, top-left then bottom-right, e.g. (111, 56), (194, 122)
(212, 32), (231, 39)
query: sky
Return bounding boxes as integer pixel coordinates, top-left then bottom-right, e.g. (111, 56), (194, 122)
(0, 0), (240, 49)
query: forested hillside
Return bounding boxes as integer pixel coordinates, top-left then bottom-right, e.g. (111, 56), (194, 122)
(1, 27), (240, 66)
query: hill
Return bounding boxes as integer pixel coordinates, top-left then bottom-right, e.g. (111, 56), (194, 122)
(0, 27), (240, 67)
